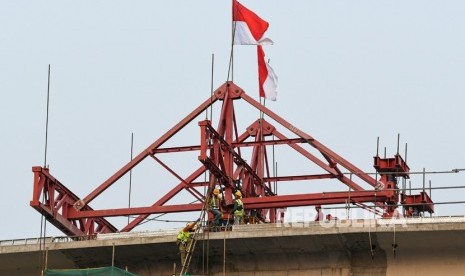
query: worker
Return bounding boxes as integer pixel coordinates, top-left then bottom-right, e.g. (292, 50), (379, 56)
(209, 188), (223, 231)
(176, 220), (198, 267)
(392, 207), (402, 219)
(231, 190), (244, 225)
(412, 207), (420, 217)
(314, 205), (324, 221)
(406, 206), (414, 217)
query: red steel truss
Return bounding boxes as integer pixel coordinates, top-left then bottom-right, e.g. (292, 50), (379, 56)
(31, 81), (431, 236)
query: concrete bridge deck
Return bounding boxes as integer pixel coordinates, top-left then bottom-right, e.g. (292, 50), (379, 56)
(2, 217), (465, 276)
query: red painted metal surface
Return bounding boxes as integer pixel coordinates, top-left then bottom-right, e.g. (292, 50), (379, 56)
(31, 167), (117, 236)
(403, 192), (434, 215)
(31, 81), (433, 236)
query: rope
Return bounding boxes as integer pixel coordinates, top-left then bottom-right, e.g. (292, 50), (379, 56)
(179, 176), (216, 275)
(392, 223), (397, 258)
(368, 204), (375, 260)
(223, 220), (229, 276)
(39, 185), (48, 274)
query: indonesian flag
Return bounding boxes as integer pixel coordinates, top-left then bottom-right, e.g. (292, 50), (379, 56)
(258, 45), (278, 101)
(233, 0), (273, 45)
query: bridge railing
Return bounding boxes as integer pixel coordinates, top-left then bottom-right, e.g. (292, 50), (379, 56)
(2, 216), (465, 247)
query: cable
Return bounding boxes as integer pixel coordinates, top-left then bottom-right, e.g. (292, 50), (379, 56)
(392, 223), (397, 258)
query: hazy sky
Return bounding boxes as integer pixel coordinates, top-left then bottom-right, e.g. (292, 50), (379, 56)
(1, 1), (465, 240)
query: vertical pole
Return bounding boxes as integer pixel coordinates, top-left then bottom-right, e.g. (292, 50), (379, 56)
(275, 162), (278, 195)
(112, 243), (115, 267)
(402, 178), (406, 216)
(347, 174), (352, 219)
(128, 133), (134, 225)
(396, 133), (400, 155)
(228, 0), (236, 81)
(223, 229), (226, 276)
(202, 188), (205, 275)
(44, 64), (51, 168)
(375, 137), (379, 183)
(40, 213), (48, 273)
(422, 168), (426, 216)
(258, 98), (264, 202)
(404, 143), (408, 163)
(45, 247), (48, 271)
(429, 180), (432, 218)
(209, 53), (215, 121)
(422, 168), (426, 193)
(429, 180), (432, 200)
(272, 134), (275, 192)
(40, 65), (51, 274)
(231, 0), (234, 81)
(206, 229), (210, 276)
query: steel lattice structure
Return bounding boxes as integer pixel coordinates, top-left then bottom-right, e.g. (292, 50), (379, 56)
(31, 81), (433, 236)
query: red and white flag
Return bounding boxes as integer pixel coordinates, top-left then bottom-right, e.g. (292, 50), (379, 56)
(232, 0), (273, 45)
(258, 45), (278, 101)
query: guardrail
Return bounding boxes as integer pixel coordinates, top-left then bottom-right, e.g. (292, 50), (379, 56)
(0, 228), (179, 247)
(2, 216), (464, 247)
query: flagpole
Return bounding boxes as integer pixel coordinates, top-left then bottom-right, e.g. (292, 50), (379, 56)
(227, 0), (236, 82)
(231, 0), (234, 81)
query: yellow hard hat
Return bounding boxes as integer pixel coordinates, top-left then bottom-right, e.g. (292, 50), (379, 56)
(234, 190), (242, 197)
(213, 189), (219, 195)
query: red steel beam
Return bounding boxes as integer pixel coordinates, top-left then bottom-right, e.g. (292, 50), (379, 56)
(188, 173), (337, 186)
(66, 190), (389, 219)
(264, 174), (337, 182)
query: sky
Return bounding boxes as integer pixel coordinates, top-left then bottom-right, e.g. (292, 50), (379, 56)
(1, 0), (465, 240)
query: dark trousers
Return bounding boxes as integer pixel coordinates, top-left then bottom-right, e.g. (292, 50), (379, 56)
(210, 209), (222, 226)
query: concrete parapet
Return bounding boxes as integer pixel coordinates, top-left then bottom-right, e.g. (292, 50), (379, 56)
(1, 218), (465, 275)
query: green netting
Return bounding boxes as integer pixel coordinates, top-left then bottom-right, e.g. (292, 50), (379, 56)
(44, 266), (139, 276)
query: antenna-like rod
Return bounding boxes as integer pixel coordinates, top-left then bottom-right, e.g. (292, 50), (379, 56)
(44, 64), (51, 168)
(422, 168), (426, 193)
(429, 180), (432, 200)
(127, 133), (134, 225)
(396, 133), (400, 155)
(404, 143), (408, 163)
(209, 53), (215, 120)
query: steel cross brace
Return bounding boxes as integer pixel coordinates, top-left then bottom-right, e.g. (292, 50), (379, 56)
(199, 120), (275, 197)
(31, 167), (117, 236)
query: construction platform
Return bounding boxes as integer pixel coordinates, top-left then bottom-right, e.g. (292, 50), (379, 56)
(2, 217), (465, 276)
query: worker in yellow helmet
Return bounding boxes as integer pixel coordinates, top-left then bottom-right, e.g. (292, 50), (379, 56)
(176, 220), (198, 267)
(208, 188), (223, 231)
(231, 190), (244, 225)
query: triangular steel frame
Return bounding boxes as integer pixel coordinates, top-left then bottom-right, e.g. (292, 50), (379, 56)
(31, 81), (404, 236)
